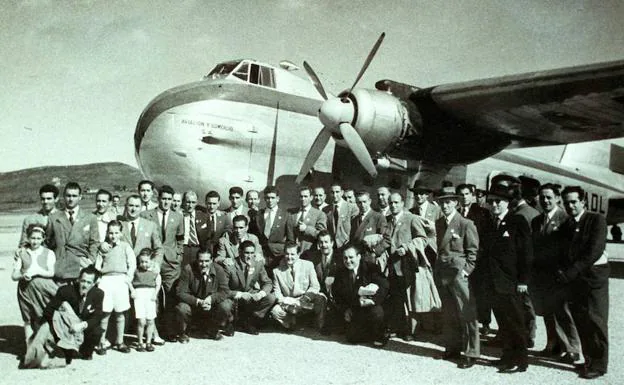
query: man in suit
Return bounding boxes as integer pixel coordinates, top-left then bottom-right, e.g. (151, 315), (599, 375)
(350, 191), (387, 265)
(271, 241), (327, 331)
(530, 184), (581, 361)
(93, 189), (116, 243)
(181, 191), (208, 267)
(373, 192), (428, 341)
(245, 189), (261, 237)
(375, 186), (391, 217)
(19, 184), (59, 247)
(141, 185), (185, 292)
(324, 182), (359, 250)
(481, 181), (532, 373)
(137, 180), (158, 212)
(558, 186), (609, 380)
(285, 186), (327, 253)
(225, 186), (246, 222)
(256, 186), (288, 271)
(175, 249), (234, 342)
(203, 190), (232, 254)
(215, 215), (263, 267)
(228, 240), (276, 335)
(433, 187), (480, 369)
(456, 183), (495, 335)
(333, 243), (389, 346)
(43, 265), (104, 360)
(119, 195), (164, 269)
(46, 182), (99, 283)
(411, 182), (442, 224)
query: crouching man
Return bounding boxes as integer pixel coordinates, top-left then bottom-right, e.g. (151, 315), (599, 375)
(332, 244), (389, 347)
(271, 241), (327, 331)
(174, 249), (233, 342)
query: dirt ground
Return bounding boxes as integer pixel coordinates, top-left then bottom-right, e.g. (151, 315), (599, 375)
(0, 213), (620, 385)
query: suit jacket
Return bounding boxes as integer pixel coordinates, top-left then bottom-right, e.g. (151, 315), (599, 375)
(302, 249), (341, 296)
(215, 232), (263, 264)
(514, 201), (540, 229)
(559, 211), (607, 282)
(461, 203), (492, 237)
(531, 207), (568, 272)
(332, 262), (388, 312)
(481, 212), (532, 294)
(227, 258), (272, 294)
(324, 200), (359, 248)
(140, 209), (184, 266)
(410, 201), (441, 223)
(202, 211), (232, 253)
(120, 218), (164, 267)
(435, 212), (479, 277)
(183, 210), (209, 246)
(46, 208), (100, 279)
(247, 208), (261, 237)
(285, 206), (327, 252)
(44, 282), (104, 331)
(350, 209), (387, 244)
(374, 211), (428, 281)
(272, 259), (320, 302)
(255, 206), (288, 257)
(176, 263), (230, 306)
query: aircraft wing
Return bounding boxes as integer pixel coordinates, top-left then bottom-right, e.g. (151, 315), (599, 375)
(424, 60), (624, 144)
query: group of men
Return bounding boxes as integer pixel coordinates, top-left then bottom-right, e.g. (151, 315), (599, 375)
(19, 176), (609, 379)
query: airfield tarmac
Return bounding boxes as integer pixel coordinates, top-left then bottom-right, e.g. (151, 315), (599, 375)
(0, 213), (621, 385)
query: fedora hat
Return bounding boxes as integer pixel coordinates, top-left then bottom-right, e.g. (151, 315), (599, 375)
(487, 183), (516, 200)
(434, 186), (460, 201)
(410, 180), (436, 193)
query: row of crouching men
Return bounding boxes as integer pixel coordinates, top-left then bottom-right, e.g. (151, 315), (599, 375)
(13, 177), (609, 379)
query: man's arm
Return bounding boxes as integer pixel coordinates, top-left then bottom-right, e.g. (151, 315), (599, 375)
(257, 263), (272, 294)
(87, 216), (100, 263)
(306, 263), (321, 294)
(210, 265), (231, 305)
(84, 290), (104, 330)
(463, 220), (479, 275)
(273, 270), (284, 303)
(175, 216), (185, 258)
(304, 210), (327, 237)
(567, 214), (608, 280)
(176, 267), (199, 306)
(214, 233), (230, 264)
(514, 216), (533, 285)
(125, 243), (137, 283)
(370, 264), (389, 305)
(150, 222), (164, 268)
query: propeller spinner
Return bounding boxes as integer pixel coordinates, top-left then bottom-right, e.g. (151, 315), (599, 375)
(296, 33), (386, 184)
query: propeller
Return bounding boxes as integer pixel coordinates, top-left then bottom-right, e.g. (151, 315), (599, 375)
(296, 33), (385, 184)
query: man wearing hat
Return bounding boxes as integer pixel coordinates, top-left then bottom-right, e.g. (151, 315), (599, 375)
(480, 180), (532, 373)
(433, 186), (480, 369)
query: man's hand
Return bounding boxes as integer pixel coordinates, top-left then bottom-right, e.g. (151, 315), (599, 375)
(251, 292), (265, 302)
(283, 297), (298, 306)
(344, 308), (353, 322)
(200, 299), (212, 311)
(297, 221), (307, 232)
(517, 284), (528, 294)
(99, 242), (111, 253)
(396, 246), (406, 256)
(239, 292), (253, 301)
(359, 298), (375, 307)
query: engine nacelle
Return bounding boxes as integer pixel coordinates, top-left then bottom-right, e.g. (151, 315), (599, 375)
(338, 88), (420, 155)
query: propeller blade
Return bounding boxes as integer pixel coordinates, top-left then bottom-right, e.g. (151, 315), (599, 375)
(296, 127), (333, 184)
(338, 122), (378, 178)
(348, 32), (386, 94)
(303, 61), (328, 100)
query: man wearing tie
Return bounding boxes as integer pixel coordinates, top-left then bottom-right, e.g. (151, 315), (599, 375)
(373, 192), (429, 341)
(203, 191), (232, 254)
(530, 184), (581, 362)
(137, 180), (158, 212)
(227, 241), (276, 335)
(350, 191), (387, 265)
(246, 190), (261, 237)
(46, 182), (99, 283)
(558, 186), (609, 380)
(285, 186), (327, 253)
(256, 186), (288, 272)
(433, 187), (480, 369)
(271, 241), (327, 331)
(175, 249), (233, 342)
(324, 183), (359, 250)
(119, 195), (164, 269)
(181, 191), (208, 267)
(375, 186), (391, 217)
(215, 215), (264, 268)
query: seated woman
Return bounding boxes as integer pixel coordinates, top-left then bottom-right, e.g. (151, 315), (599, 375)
(12, 224), (58, 347)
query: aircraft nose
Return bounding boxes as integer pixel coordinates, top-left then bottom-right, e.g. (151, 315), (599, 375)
(318, 97), (354, 130)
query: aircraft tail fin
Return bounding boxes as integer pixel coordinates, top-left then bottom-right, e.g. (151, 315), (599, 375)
(609, 144), (624, 175)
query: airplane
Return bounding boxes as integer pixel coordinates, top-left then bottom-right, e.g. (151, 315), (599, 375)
(134, 33), (624, 224)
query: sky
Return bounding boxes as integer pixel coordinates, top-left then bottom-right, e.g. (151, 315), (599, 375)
(1, 0), (623, 172)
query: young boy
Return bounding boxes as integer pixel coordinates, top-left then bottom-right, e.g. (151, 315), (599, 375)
(130, 248), (162, 352)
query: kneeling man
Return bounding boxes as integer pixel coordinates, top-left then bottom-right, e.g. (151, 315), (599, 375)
(228, 241), (276, 334)
(271, 241), (327, 331)
(175, 250), (233, 342)
(332, 243), (388, 346)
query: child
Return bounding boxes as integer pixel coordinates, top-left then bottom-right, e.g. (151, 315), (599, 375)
(130, 248), (162, 352)
(12, 224), (58, 346)
(95, 220), (136, 354)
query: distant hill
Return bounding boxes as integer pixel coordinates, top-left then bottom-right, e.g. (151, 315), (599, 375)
(0, 162), (143, 212)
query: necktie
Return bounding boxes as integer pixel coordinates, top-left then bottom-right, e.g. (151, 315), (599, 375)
(199, 274), (208, 298)
(419, 206), (424, 217)
(495, 217), (501, 229)
(131, 221), (137, 247)
(189, 213), (199, 245)
(464, 207), (469, 217)
(161, 211), (167, 242)
(79, 295), (86, 313)
(212, 214), (217, 232)
(290, 266), (295, 281)
(333, 205), (339, 233)
(68, 210), (75, 225)
(264, 209), (274, 238)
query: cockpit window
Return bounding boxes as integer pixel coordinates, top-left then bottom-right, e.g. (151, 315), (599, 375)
(232, 62), (249, 81)
(205, 61), (241, 79)
(249, 64), (275, 88)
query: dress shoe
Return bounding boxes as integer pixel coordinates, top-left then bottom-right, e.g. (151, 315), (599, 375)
(458, 357), (476, 369)
(435, 351), (461, 361)
(223, 322), (235, 337)
(560, 352), (581, 364)
(490, 358), (510, 367)
(114, 343), (131, 353)
(165, 335), (179, 343)
(177, 333), (190, 344)
(580, 369), (605, 380)
(498, 363), (528, 373)
(373, 335), (389, 348)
